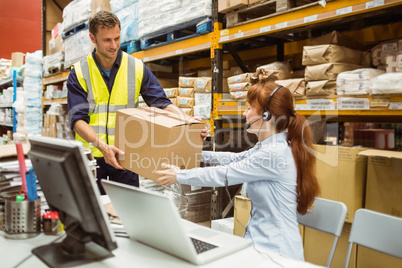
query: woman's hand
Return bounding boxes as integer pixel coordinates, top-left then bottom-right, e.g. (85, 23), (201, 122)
(154, 163), (180, 187)
(189, 116), (208, 141)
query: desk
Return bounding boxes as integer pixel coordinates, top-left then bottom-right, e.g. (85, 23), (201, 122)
(0, 230), (322, 268)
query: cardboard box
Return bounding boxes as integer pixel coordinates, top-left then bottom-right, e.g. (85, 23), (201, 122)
(357, 246), (402, 268)
(49, 35), (64, 55)
(308, 30), (366, 51)
(233, 195), (252, 237)
(302, 45), (362, 66)
(197, 69), (212, 77)
(275, 78), (305, 97)
(115, 107), (204, 180)
(359, 150), (402, 218)
(218, 0), (232, 13)
(51, 23), (62, 39)
(11, 52), (25, 67)
(92, 0), (111, 15)
(230, 0), (248, 9)
(305, 63), (361, 82)
(314, 145), (368, 222)
(179, 77), (212, 92)
(304, 222), (357, 268)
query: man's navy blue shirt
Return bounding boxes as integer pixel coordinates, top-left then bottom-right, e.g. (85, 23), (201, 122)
(67, 48), (172, 130)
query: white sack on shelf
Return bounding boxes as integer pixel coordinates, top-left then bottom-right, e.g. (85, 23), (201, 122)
(194, 93), (211, 106)
(336, 68), (385, 95)
(138, 0), (212, 40)
(62, 0), (91, 32)
(116, 2), (139, 43)
(369, 73), (402, 94)
(194, 105), (211, 119)
(64, 29), (93, 68)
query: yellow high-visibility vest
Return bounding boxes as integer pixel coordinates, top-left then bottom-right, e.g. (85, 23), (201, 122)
(73, 52), (144, 157)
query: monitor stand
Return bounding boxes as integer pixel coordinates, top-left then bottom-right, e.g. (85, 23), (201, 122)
(32, 237), (114, 268)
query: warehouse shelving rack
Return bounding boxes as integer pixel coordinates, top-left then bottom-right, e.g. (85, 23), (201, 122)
(42, 0), (402, 219)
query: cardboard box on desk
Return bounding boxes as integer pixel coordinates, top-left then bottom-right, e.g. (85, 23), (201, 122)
(115, 107), (204, 180)
(313, 145), (368, 223)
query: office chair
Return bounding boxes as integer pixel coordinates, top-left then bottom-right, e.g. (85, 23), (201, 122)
(297, 197), (347, 267)
(344, 209), (402, 268)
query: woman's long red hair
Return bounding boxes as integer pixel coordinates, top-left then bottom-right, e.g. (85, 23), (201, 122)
(247, 80), (320, 214)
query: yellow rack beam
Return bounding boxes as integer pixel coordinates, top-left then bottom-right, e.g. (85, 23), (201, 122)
(132, 33), (213, 62)
(218, 0), (402, 44)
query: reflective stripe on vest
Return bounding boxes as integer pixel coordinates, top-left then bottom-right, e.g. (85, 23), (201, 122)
(73, 52), (143, 157)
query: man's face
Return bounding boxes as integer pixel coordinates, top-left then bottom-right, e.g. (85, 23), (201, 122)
(90, 25), (121, 61)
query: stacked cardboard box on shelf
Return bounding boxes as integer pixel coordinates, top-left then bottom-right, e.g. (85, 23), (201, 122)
(178, 77), (212, 117)
(303, 31), (365, 97)
(227, 72), (253, 100)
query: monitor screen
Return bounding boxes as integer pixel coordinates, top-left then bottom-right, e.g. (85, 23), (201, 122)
(28, 136), (117, 267)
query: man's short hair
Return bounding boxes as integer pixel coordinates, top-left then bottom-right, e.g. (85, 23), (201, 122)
(89, 11), (121, 36)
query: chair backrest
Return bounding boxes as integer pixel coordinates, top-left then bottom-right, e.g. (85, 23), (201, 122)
(344, 209), (402, 268)
(297, 197), (347, 267)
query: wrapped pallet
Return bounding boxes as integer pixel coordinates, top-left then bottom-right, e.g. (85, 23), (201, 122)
(138, 0), (212, 41)
(64, 29), (93, 68)
(115, 2), (140, 43)
(62, 0), (91, 32)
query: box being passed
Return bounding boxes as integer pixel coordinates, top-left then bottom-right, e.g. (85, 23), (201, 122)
(115, 107), (204, 180)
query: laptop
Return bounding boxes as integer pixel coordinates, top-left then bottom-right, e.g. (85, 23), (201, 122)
(101, 180), (252, 265)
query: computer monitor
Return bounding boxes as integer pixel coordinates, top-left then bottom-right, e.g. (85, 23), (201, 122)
(28, 136), (117, 267)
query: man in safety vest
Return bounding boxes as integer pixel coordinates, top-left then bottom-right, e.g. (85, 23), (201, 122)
(67, 11), (207, 194)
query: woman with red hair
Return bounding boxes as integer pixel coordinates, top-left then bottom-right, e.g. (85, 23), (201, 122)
(155, 77), (320, 261)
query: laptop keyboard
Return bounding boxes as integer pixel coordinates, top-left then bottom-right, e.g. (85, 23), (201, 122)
(190, 237), (218, 254)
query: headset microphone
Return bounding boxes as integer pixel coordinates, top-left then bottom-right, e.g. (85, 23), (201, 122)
(244, 116), (263, 130)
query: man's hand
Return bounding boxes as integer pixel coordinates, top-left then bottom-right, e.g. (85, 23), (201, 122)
(154, 163), (180, 187)
(99, 144), (125, 170)
(190, 116), (208, 141)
